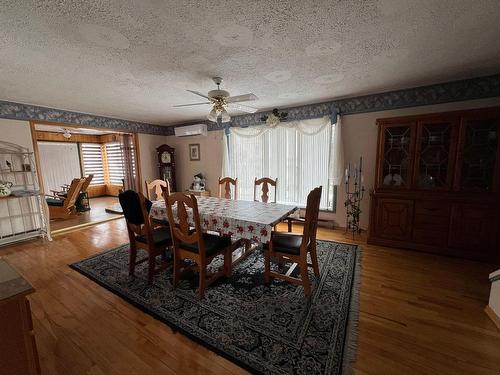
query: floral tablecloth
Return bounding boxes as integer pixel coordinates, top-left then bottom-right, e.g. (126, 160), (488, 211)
(150, 196), (297, 243)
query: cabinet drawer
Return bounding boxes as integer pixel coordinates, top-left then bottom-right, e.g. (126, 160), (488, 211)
(414, 201), (450, 217)
(412, 228), (448, 247)
(413, 214), (449, 231)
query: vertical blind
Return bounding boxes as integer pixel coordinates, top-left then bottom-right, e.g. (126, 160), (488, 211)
(81, 143), (105, 185)
(228, 121), (333, 209)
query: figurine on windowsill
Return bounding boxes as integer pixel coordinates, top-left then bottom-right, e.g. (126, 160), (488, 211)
(190, 173), (206, 191)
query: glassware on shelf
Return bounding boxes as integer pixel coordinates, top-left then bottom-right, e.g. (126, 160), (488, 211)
(382, 126), (411, 187)
(416, 122), (451, 188)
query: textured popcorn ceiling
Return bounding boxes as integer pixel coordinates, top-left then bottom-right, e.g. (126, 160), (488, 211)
(1, 0), (500, 125)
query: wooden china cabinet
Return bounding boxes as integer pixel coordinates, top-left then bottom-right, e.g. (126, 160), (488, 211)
(368, 107), (500, 263)
(156, 144), (177, 192)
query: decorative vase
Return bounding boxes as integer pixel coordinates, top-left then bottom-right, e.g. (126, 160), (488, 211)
(0, 181), (13, 197)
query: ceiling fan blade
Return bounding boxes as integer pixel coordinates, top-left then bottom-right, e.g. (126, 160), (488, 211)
(187, 90), (213, 100)
(226, 93), (258, 103)
(173, 102), (212, 107)
(227, 103), (258, 113)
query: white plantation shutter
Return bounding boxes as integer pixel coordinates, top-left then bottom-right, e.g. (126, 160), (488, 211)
(105, 141), (136, 186)
(105, 142), (125, 185)
(81, 143), (105, 185)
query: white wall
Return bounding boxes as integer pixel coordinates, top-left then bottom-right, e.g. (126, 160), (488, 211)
(164, 130), (224, 194)
(137, 133), (168, 186)
(165, 97), (500, 229)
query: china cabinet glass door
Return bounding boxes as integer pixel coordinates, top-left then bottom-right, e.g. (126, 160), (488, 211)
(414, 119), (457, 190)
(380, 124), (415, 188)
(458, 117), (500, 192)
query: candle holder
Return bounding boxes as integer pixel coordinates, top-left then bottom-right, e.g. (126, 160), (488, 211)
(344, 157), (365, 238)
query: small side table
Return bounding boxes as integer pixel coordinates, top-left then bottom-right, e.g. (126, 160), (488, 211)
(185, 189), (211, 197)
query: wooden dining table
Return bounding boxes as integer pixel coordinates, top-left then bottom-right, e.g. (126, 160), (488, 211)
(150, 196), (297, 244)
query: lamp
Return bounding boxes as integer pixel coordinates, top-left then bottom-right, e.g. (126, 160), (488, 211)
(207, 107), (218, 122)
(220, 108), (231, 123)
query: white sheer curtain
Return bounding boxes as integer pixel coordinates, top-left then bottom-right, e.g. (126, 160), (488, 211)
(227, 116), (343, 209)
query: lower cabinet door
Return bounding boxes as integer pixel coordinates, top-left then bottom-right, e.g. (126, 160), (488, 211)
(375, 198), (414, 240)
(449, 204), (500, 261)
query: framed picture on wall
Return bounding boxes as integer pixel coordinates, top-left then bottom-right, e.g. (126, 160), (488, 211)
(189, 143), (200, 161)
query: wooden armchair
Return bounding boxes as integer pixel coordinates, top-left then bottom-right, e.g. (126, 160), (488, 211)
(254, 177), (277, 203)
(218, 177), (238, 200)
(119, 190), (172, 284)
(51, 174), (93, 211)
(163, 190), (233, 299)
(264, 186), (322, 297)
(45, 178), (85, 219)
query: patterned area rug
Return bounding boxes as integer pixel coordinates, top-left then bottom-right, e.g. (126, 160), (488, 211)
(70, 240), (362, 374)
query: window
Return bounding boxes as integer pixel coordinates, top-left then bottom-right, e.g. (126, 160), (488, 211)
(105, 141), (136, 185)
(81, 143), (105, 185)
(227, 117), (336, 210)
(81, 141), (136, 186)
(105, 142), (125, 185)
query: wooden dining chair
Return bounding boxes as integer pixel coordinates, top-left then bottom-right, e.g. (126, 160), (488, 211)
(162, 189), (233, 299)
(218, 177), (238, 200)
(264, 186), (322, 297)
(254, 177), (277, 203)
(145, 179), (170, 201)
(119, 190), (172, 284)
(145, 179), (171, 227)
(45, 178), (85, 219)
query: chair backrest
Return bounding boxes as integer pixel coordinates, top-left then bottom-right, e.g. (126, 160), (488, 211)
(218, 177), (238, 200)
(145, 179), (170, 201)
(119, 190), (154, 243)
(81, 174), (94, 192)
(253, 177), (277, 203)
(162, 189), (206, 258)
(300, 186), (323, 251)
(64, 178), (86, 210)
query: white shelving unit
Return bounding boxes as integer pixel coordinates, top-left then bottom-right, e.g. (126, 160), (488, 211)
(0, 141), (50, 246)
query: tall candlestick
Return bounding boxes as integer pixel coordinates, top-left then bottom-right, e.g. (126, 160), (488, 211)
(344, 156), (365, 239)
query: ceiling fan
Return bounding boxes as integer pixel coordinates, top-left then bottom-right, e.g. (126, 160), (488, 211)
(173, 77), (258, 122)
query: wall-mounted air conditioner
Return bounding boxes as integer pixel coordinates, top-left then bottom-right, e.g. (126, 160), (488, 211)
(174, 124), (208, 137)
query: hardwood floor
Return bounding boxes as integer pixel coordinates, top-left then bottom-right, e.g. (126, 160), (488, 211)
(49, 196), (122, 233)
(1, 219), (499, 374)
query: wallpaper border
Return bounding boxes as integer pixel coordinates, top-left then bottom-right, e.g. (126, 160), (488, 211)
(0, 100), (169, 135)
(1, 74), (500, 136)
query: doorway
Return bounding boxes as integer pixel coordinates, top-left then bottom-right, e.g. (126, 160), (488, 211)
(31, 122), (142, 235)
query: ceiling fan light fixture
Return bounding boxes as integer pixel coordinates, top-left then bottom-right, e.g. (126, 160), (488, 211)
(62, 128), (72, 139)
(220, 108), (231, 123)
(207, 108), (218, 122)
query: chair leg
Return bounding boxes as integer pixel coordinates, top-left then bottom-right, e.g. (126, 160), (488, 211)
(310, 246), (320, 278)
(299, 258), (311, 297)
(264, 249), (271, 285)
(172, 256), (180, 288)
(129, 244), (137, 276)
(147, 253), (156, 284)
(224, 249), (232, 277)
(198, 264), (206, 299)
